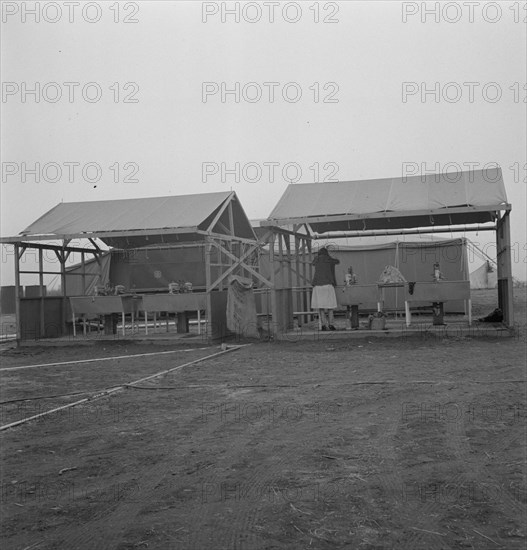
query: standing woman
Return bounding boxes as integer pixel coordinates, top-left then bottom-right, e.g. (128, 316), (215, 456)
(311, 247), (340, 331)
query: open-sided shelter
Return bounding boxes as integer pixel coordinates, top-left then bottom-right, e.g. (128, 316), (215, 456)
(259, 238), (470, 314)
(261, 167), (513, 329)
(1, 191), (271, 340)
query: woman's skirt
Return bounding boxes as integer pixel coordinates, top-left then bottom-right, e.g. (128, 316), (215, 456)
(311, 285), (337, 309)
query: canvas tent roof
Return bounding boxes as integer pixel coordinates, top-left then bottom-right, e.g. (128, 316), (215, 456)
(263, 168), (509, 233)
(2, 191), (256, 247)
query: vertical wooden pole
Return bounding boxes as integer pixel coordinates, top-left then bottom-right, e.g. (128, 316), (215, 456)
(72, 304), (76, 337)
(14, 244), (22, 342)
(285, 234), (292, 288)
(205, 239), (212, 340)
(285, 234), (293, 330)
(81, 251), (86, 295)
(496, 211), (514, 327)
(269, 232), (278, 336)
(300, 236), (307, 323)
(39, 247), (45, 337)
(307, 236), (313, 322)
(278, 232), (284, 290)
(295, 233), (301, 320)
(304, 236), (311, 322)
(218, 240), (223, 292)
(60, 248), (67, 337)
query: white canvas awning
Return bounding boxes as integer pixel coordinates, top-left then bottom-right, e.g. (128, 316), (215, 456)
(264, 168), (509, 233)
(1, 191), (256, 247)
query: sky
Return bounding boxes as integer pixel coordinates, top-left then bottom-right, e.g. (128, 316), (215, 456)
(1, 0), (526, 283)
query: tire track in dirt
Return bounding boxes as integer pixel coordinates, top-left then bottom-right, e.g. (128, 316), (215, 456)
(18, 429), (191, 549)
(445, 413), (526, 546)
(63, 457), (181, 549)
(46, 394), (293, 549)
(370, 396), (453, 550)
(4, 349), (241, 549)
(184, 398), (325, 549)
(13, 389), (208, 549)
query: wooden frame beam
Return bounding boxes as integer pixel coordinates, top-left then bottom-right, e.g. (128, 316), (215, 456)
(3, 241), (101, 255)
(1, 226), (202, 244)
(205, 192), (234, 233)
(207, 231), (259, 245)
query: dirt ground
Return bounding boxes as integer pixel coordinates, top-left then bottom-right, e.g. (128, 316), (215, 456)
(0, 289), (525, 550)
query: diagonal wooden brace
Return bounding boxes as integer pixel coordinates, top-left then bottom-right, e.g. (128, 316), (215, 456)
(208, 240), (272, 290)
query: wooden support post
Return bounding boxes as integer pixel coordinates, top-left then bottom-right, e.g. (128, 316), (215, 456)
(295, 234), (301, 321)
(14, 244), (22, 342)
(284, 234), (293, 330)
(39, 248), (45, 338)
(496, 211), (514, 327)
(269, 233), (278, 336)
(176, 312), (188, 333)
(205, 239), (213, 340)
(218, 240), (223, 292)
(59, 247), (67, 337)
(278, 233), (284, 290)
(72, 304), (76, 337)
(300, 237), (308, 323)
(81, 251), (86, 295)
(285, 234), (293, 289)
(307, 237), (313, 322)
(351, 305), (359, 329)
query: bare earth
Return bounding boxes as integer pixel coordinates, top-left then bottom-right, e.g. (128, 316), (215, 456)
(0, 289), (525, 550)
